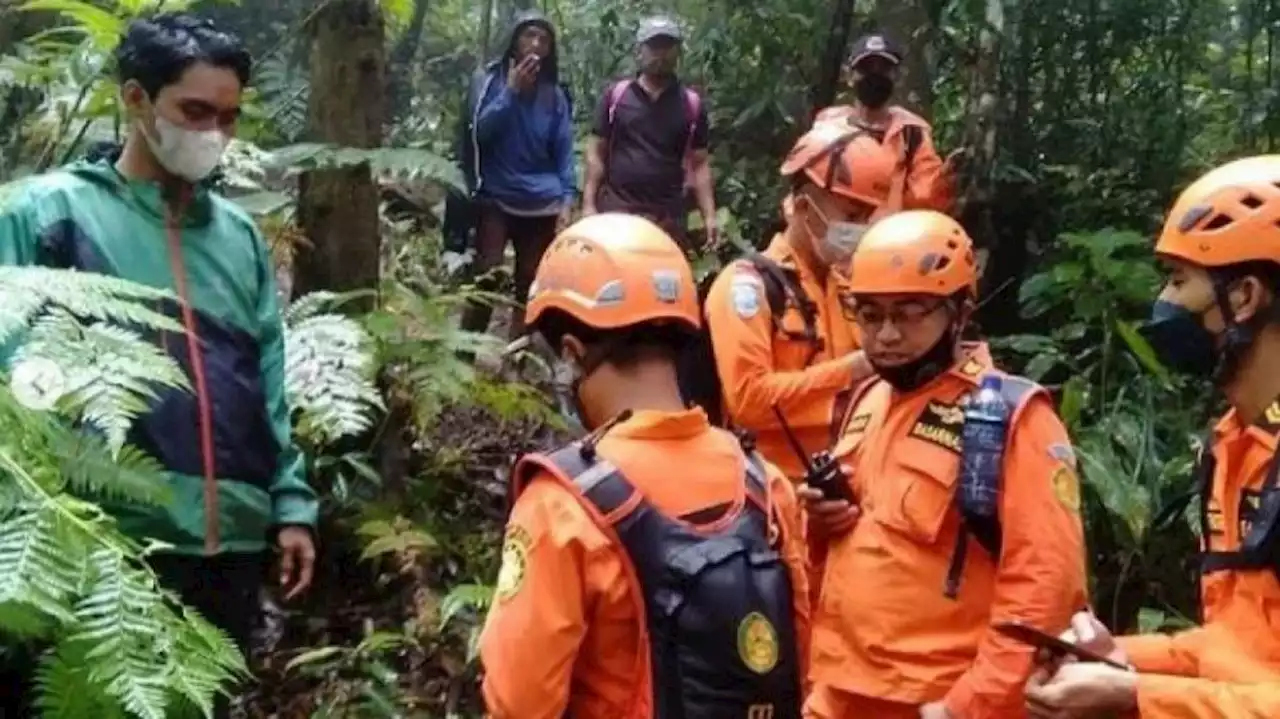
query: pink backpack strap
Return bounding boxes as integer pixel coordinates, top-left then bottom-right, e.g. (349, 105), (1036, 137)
(606, 79), (632, 126)
(682, 88), (701, 155)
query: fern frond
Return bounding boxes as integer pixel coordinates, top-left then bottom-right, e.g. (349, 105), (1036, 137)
(285, 313), (384, 447)
(71, 549), (170, 719)
(52, 431), (172, 506)
(266, 143), (466, 193)
(0, 501), (85, 633)
(284, 289), (373, 325)
(14, 309), (190, 454)
(33, 640), (128, 719)
(0, 266), (183, 345)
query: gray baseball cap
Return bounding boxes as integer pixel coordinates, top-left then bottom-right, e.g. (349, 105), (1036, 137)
(637, 15), (682, 44)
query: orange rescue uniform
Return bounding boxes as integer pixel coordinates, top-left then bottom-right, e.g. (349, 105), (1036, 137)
(1116, 398), (1280, 718)
(813, 105), (954, 214)
(807, 346), (1088, 718)
(478, 409), (811, 719)
(704, 234), (862, 481)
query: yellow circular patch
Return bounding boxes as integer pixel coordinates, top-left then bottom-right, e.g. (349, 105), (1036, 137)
(737, 612), (779, 674)
(495, 525), (531, 602)
(1051, 465), (1082, 513)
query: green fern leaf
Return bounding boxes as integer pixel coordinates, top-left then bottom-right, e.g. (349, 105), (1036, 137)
(71, 550), (171, 719)
(285, 312), (384, 447)
(33, 640), (127, 719)
(0, 266), (183, 345)
(0, 501), (84, 632)
(53, 431), (172, 506)
(265, 143), (466, 193)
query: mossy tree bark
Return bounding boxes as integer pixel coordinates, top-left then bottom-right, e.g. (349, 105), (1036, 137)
(295, 0), (386, 304)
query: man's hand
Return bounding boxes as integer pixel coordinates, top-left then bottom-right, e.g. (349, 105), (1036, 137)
(798, 484), (859, 538)
(556, 206), (573, 233)
(1025, 662), (1138, 718)
(277, 525), (316, 601)
(919, 701), (953, 719)
(1060, 611), (1130, 666)
(507, 54), (539, 93)
(701, 214), (721, 251)
(580, 201), (598, 217)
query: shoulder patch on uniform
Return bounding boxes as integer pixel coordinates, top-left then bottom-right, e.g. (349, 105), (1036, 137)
(731, 276), (762, 319)
(495, 525), (532, 602)
(908, 401), (963, 454)
(846, 412), (870, 434)
(1051, 464), (1082, 513)
(737, 611), (779, 674)
(960, 358), (984, 377)
(1047, 443), (1077, 468)
(1258, 399), (1280, 433)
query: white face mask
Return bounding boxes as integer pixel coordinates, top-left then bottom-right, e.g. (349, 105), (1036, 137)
(144, 114), (229, 183)
(806, 200), (869, 266)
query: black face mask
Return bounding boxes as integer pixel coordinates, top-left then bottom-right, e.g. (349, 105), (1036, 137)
(854, 73), (894, 109)
(1138, 300), (1218, 378)
(871, 327), (957, 392)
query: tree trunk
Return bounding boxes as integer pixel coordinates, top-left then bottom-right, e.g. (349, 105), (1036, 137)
(873, 0), (934, 119)
(386, 0), (430, 125)
(294, 0), (386, 303)
(811, 0), (859, 120)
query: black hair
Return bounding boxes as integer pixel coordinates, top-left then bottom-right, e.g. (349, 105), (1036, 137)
(1211, 260), (1280, 323)
(533, 309), (692, 371)
(115, 13), (251, 98)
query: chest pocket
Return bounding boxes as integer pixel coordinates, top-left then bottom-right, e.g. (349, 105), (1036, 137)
(877, 439), (961, 546)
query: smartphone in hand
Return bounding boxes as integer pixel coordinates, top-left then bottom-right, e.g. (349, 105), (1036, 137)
(992, 621), (1130, 670)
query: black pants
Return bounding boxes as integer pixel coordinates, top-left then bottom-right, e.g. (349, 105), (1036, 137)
(0, 552), (265, 718)
(459, 204), (559, 341)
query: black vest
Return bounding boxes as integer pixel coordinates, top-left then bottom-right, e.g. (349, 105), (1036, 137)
(523, 441), (802, 719)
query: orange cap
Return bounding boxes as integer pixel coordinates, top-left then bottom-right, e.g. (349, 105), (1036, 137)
(847, 210), (978, 296)
(525, 213), (700, 332)
(1155, 155), (1280, 268)
(780, 122), (895, 208)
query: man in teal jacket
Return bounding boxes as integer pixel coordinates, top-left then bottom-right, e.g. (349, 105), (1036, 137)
(0, 13), (316, 716)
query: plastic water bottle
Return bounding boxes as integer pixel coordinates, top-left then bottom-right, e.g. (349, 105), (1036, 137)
(961, 375), (1008, 518)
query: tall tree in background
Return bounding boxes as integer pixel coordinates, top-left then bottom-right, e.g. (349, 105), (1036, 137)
(295, 0), (387, 301)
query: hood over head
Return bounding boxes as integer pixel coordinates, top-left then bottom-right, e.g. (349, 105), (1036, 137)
(492, 9), (560, 85)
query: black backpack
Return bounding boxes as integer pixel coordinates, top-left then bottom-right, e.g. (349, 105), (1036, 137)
(678, 253), (820, 427)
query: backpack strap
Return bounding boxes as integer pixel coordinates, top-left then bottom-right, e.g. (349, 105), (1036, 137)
(902, 124), (923, 170)
(745, 253), (822, 361)
(681, 87), (702, 162)
(943, 373), (1043, 600)
(830, 375), (884, 448)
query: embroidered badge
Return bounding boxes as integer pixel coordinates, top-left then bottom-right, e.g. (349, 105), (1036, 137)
(908, 401), (963, 453)
(731, 277), (762, 319)
(959, 358), (984, 377)
(1259, 400), (1280, 432)
(846, 413), (871, 434)
(495, 525), (532, 602)
(1047, 443), (1077, 468)
(1051, 465), (1082, 513)
(737, 611), (779, 675)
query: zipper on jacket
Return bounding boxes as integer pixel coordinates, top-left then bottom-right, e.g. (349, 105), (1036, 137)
(163, 193), (220, 555)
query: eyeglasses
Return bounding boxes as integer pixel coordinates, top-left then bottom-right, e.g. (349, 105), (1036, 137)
(851, 300), (947, 329)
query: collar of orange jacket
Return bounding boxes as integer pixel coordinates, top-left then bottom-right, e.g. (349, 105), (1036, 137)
(611, 407), (710, 441)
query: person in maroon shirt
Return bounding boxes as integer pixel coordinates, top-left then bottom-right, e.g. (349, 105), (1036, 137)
(581, 15), (717, 251)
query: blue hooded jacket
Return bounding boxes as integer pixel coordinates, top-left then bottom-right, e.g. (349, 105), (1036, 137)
(466, 11), (575, 212)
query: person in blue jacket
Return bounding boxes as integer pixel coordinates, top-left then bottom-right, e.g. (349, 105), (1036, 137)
(457, 10), (576, 341)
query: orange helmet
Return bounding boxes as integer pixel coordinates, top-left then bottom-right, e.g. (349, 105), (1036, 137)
(780, 122), (895, 208)
(1155, 155), (1280, 268)
(847, 210), (978, 296)
(525, 213), (700, 333)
